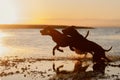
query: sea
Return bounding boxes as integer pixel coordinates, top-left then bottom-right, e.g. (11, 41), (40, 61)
(0, 27), (120, 80)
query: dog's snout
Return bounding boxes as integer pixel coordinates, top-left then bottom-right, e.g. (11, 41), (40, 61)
(40, 30), (42, 33)
(40, 30), (43, 34)
(40, 30), (45, 35)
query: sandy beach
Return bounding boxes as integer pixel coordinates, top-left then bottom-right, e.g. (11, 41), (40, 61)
(0, 55), (120, 80)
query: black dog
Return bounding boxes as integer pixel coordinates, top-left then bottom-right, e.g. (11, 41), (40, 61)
(62, 26), (112, 62)
(40, 27), (89, 55)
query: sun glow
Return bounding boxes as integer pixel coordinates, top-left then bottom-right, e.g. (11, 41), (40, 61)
(0, 0), (18, 24)
(0, 33), (7, 38)
(0, 31), (9, 56)
(0, 46), (7, 56)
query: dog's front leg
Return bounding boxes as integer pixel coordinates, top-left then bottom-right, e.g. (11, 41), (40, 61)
(53, 45), (57, 56)
(53, 45), (63, 55)
(57, 47), (63, 52)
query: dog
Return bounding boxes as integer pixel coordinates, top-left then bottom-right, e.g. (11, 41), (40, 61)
(40, 27), (89, 55)
(62, 26), (112, 62)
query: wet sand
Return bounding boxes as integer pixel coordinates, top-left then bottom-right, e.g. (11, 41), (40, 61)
(0, 56), (120, 80)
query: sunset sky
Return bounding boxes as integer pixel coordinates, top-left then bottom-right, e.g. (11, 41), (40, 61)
(0, 0), (120, 27)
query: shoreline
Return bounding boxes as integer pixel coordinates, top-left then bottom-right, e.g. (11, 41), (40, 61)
(0, 56), (120, 80)
(0, 24), (94, 29)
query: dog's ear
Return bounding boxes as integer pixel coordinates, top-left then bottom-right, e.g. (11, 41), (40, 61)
(64, 26), (75, 30)
(44, 26), (53, 30)
(71, 25), (76, 28)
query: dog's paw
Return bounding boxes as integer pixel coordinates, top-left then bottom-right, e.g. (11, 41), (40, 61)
(53, 53), (55, 56)
(60, 50), (64, 52)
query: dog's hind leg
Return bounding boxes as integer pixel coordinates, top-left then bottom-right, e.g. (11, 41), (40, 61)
(100, 51), (112, 62)
(103, 56), (112, 62)
(83, 52), (88, 58)
(69, 46), (75, 51)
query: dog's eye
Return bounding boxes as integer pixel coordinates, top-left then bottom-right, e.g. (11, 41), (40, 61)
(47, 31), (50, 33)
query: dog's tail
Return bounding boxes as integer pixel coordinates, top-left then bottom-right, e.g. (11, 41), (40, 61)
(85, 30), (89, 38)
(105, 46), (112, 52)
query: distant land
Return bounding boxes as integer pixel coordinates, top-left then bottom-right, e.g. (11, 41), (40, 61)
(0, 24), (94, 29)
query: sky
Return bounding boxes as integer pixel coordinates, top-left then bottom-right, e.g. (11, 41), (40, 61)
(0, 0), (120, 27)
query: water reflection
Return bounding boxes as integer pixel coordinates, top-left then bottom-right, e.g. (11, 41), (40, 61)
(93, 60), (107, 74)
(52, 61), (89, 74)
(50, 60), (107, 80)
(0, 56), (120, 80)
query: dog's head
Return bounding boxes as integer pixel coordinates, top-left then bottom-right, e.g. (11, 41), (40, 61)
(62, 26), (89, 38)
(62, 26), (77, 36)
(40, 27), (54, 35)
